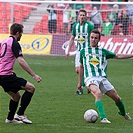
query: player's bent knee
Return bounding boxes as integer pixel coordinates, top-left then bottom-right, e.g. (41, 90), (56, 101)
(24, 82), (35, 93)
(28, 84), (35, 93)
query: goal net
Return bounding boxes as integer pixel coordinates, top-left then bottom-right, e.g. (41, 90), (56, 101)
(0, 0), (133, 55)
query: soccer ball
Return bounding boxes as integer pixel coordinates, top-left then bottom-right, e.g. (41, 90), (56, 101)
(84, 109), (98, 123)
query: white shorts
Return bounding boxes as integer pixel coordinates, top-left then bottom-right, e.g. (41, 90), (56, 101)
(75, 50), (80, 67)
(85, 76), (114, 94)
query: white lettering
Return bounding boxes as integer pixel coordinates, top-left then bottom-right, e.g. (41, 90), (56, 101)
(104, 38), (114, 51)
(62, 37), (133, 55)
(100, 37), (133, 54)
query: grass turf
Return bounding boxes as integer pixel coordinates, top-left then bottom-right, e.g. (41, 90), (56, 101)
(0, 56), (133, 133)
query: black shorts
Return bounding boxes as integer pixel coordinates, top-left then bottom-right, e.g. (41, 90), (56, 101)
(0, 73), (27, 93)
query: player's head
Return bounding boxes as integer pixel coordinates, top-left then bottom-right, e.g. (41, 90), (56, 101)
(90, 29), (101, 47)
(78, 9), (87, 23)
(10, 23), (24, 41)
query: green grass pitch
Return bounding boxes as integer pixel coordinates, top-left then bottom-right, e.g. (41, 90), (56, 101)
(0, 56), (133, 133)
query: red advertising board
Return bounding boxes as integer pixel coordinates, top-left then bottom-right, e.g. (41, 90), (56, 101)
(99, 36), (133, 54)
(51, 35), (133, 55)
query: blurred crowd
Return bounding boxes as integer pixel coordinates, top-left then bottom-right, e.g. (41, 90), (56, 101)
(46, 0), (133, 36)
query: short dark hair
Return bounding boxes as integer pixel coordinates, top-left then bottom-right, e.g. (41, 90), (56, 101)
(91, 29), (101, 40)
(10, 23), (24, 35)
(78, 9), (87, 16)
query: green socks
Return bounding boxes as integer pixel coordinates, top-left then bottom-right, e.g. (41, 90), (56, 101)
(115, 99), (126, 116)
(95, 99), (126, 120)
(95, 100), (106, 120)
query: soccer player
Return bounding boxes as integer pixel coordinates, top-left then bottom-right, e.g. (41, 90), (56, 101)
(78, 29), (132, 123)
(0, 23), (42, 124)
(66, 9), (94, 94)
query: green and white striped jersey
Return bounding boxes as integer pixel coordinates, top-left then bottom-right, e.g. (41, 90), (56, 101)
(80, 47), (116, 78)
(72, 21), (94, 51)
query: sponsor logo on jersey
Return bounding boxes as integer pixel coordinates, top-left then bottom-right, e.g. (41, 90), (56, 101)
(78, 37), (85, 44)
(90, 58), (99, 66)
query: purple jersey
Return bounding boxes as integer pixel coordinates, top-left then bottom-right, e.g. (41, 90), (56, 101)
(0, 36), (23, 75)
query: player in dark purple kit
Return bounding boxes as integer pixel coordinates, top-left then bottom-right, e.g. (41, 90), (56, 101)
(0, 23), (42, 124)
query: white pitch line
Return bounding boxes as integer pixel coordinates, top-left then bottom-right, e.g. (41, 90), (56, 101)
(42, 123), (133, 131)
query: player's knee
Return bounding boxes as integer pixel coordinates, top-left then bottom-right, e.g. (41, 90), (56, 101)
(115, 96), (121, 102)
(26, 83), (35, 93)
(95, 92), (102, 99)
(29, 85), (35, 93)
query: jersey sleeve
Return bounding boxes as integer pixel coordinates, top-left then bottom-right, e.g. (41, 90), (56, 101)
(103, 48), (116, 59)
(12, 39), (23, 58)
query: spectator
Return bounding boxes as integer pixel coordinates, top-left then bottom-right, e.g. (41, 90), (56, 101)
(57, 0), (66, 9)
(69, 0), (75, 9)
(112, 4), (119, 16)
(115, 11), (123, 26)
(126, 0), (133, 26)
(111, 24), (123, 36)
(91, 0), (101, 10)
(67, 5), (76, 34)
(115, 10), (130, 35)
(112, 12), (123, 35)
(47, 4), (57, 33)
(90, 6), (103, 32)
(102, 17), (113, 36)
(107, 7), (118, 27)
(73, 0), (84, 21)
(121, 9), (130, 35)
(110, 0), (121, 8)
(62, 5), (69, 33)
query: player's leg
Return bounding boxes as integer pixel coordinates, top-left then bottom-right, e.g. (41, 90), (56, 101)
(103, 78), (131, 120)
(0, 74), (24, 124)
(48, 20), (52, 33)
(15, 81), (35, 124)
(75, 51), (84, 94)
(86, 77), (111, 123)
(5, 91), (23, 124)
(106, 89), (131, 120)
(53, 20), (57, 33)
(89, 84), (106, 118)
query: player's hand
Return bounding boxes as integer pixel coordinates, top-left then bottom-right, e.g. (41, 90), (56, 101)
(33, 74), (42, 83)
(66, 53), (69, 58)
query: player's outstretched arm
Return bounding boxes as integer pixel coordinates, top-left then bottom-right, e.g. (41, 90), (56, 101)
(17, 56), (42, 82)
(66, 36), (75, 58)
(114, 54), (133, 59)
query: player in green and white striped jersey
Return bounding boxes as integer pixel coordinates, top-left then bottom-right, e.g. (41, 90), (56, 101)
(66, 9), (94, 94)
(78, 29), (132, 123)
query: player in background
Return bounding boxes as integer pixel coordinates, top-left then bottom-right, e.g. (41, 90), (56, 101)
(66, 9), (94, 95)
(78, 29), (132, 123)
(0, 23), (42, 124)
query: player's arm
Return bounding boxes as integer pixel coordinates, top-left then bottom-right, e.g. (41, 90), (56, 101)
(12, 40), (42, 82)
(17, 57), (41, 82)
(114, 54), (133, 59)
(66, 35), (75, 58)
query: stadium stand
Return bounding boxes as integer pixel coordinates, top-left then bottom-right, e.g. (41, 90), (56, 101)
(0, 1), (132, 36)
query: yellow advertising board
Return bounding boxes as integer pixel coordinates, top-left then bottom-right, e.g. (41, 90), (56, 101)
(20, 34), (52, 54)
(0, 34), (52, 55)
